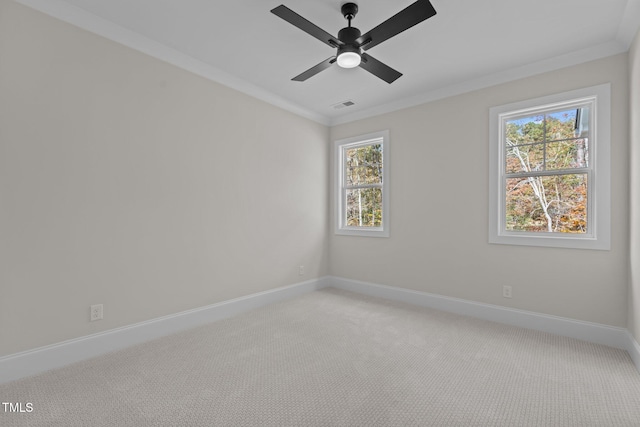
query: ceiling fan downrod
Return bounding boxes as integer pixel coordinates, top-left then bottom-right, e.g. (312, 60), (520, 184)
(341, 2), (358, 27)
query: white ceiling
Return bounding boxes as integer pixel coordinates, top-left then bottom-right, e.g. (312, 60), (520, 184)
(15, 0), (640, 125)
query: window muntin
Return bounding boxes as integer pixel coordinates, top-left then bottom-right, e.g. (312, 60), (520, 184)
(489, 84), (610, 250)
(335, 131), (389, 237)
(503, 103), (591, 234)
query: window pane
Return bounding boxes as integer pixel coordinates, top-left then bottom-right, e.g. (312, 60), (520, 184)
(506, 174), (587, 233)
(346, 166), (383, 186)
(346, 188), (382, 227)
(545, 109), (578, 142)
(506, 143), (544, 173)
(505, 115), (544, 145)
(345, 144), (383, 185)
(546, 138), (589, 170)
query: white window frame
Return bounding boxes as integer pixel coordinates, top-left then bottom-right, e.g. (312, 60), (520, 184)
(489, 84), (610, 250)
(335, 130), (390, 237)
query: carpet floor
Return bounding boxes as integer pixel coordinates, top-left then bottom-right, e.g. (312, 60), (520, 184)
(1, 288), (640, 426)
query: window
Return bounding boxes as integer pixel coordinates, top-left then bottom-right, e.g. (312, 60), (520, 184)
(335, 130), (389, 237)
(489, 84), (610, 250)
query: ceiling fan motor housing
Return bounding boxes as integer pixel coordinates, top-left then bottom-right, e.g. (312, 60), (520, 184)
(337, 26), (362, 68)
(338, 26), (361, 44)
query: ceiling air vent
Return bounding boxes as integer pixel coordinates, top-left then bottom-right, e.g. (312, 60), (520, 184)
(332, 100), (356, 110)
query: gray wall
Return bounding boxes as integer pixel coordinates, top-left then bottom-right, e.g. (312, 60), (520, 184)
(330, 54), (629, 327)
(629, 29), (640, 343)
(0, 1), (329, 356)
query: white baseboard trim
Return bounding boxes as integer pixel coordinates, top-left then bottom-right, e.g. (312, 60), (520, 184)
(0, 277), (330, 384)
(626, 331), (640, 373)
(3, 275), (637, 384)
(328, 276), (630, 351)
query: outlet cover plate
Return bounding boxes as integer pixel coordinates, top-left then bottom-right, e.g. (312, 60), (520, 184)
(90, 304), (103, 321)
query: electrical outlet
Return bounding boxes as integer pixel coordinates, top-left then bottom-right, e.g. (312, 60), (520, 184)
(503, 286), (512, 298)
(90, 304), (103, 321)
(299, 265), (304, 276)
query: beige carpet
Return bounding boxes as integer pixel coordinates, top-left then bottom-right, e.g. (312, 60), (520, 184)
(1, 288), (640, 426)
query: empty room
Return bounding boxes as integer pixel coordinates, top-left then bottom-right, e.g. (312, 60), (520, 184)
(2, 0), (640, 425)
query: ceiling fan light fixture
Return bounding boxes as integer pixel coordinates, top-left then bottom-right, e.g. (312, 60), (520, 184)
(271, 0), (436, 82)
(337, 51), (361, 68)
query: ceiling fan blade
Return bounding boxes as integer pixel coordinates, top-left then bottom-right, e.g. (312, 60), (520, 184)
(356, 0), (436, 51)
(292, 57), (337, 81)
(359, 53), (402, 84)
(271, 5), (343, 48)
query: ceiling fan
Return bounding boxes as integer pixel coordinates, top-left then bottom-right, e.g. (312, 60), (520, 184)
(271, 1), (437, 84)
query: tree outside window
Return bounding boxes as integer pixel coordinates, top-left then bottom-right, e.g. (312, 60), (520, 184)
(335, 131), (389, 237)
(505, 107), (589, 233)
(345, 143), (383, 227)
(489, 84), (610, 250)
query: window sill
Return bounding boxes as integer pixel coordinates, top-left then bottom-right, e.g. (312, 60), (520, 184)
(489, 231), (609, 250)
(336, 227), (389, 238)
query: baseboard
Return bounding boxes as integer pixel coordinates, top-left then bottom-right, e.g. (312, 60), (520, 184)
(0, 277), (330, 384)
(3, 276), (637, 384)
(627, 331), (640, 373)
(328, 276), (630, 351)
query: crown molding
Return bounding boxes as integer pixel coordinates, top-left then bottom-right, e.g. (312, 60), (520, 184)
(330, 40), (627, 126)
(12, 0), (637, 128)
(12, 0), (331, 126)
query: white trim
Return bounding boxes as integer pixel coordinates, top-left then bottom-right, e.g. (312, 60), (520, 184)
(0, 277), (330, 385)
(334, 130), (390, 237)
(330, 41), (626, 126)
(2, 275), (636, 384)
(627, 331), (640, 373)
(12, 0), (631, 128)
(328, 276), (630, 351)
(12, 0), (329, 126)
(488, 84), (611, 250)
